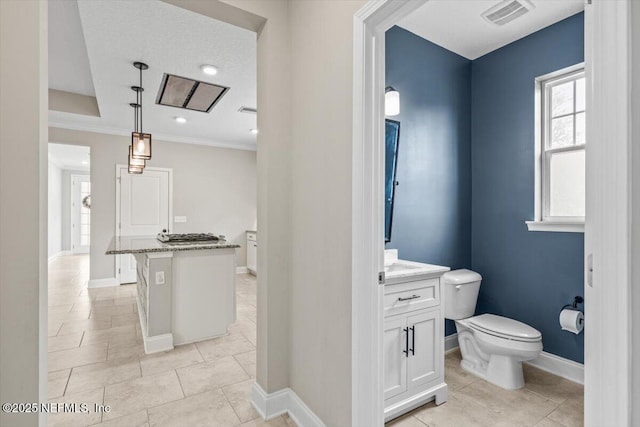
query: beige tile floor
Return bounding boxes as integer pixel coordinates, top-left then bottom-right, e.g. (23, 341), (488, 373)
(49, 255), (583, 427)
(47, 255), (291, 427)
(387, 350), (584, 427)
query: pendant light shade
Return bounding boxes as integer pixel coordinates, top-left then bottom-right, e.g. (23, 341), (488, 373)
(385, 86), (400, 116)
(131, 132), (152, 160)
(128, 165), (143, 174)
(129, 145), (146, 168)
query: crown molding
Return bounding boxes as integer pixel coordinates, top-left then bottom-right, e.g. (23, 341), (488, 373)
(48, 119), (257, 152)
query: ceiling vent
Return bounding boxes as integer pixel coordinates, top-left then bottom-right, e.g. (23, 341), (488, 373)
(481, 0), (535, 26)
(238, 106), (257, 114)
(156, 73), (229, 113)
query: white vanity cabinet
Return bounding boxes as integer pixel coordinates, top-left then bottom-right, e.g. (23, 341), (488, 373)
(246, 231), (257, 275)
(383, 264), (448, 422)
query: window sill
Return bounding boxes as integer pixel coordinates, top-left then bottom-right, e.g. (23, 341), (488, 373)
(525, 221), (584, 233)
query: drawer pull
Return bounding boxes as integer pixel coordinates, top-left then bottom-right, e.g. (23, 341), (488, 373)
(398, 294), (420, 302)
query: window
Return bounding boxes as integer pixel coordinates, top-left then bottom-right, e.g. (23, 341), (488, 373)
(527, 65), (585, 233)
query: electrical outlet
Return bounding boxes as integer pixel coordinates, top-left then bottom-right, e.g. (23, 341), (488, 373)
(155, 271), (165, 285)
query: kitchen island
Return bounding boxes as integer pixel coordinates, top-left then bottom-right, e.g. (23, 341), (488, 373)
(106, 236), (240, 354)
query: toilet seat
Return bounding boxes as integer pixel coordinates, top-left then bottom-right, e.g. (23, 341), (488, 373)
(467, 314), (541, 342)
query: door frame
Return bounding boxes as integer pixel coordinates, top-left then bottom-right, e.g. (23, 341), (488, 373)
(351, 1), (633, 426)
(114, 164), (173, 284)
(70, 173), (90, 254)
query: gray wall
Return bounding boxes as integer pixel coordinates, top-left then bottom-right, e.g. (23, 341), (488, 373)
(0, 1), (48, 426)
(288, 1), (363, 425)
(632, 1), (640, 425)
(49, 127), (257, 280)
(48, 160), (62, 258)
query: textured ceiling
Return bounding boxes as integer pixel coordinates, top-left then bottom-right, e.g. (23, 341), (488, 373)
(398, 0), (584, 60)
(48, 0), (257, 150)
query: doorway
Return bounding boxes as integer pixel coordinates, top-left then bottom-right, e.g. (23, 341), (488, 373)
(115, 165), (172, 284)
(352, 1), (633, 426)
(48, 143), (91, 261)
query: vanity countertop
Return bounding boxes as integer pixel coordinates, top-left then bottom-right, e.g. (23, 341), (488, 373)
(384, 259), (450, 284)
(106, 235), (240, 255)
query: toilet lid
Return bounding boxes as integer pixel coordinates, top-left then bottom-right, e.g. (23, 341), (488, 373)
(468, 314), (542, 342)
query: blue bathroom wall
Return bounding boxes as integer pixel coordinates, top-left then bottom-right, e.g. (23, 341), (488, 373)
(471, 13), (585, 363)
(385, 26), (472, 336)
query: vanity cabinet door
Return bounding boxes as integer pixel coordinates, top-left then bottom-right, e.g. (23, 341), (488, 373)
(384, 316), (408, 400)
(407, 309), (441, 391)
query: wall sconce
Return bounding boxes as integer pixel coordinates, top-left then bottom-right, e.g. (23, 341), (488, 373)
(385, 86), (400, 116)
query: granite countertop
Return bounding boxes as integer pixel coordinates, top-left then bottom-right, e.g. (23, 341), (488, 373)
(105, 236), (241, 255)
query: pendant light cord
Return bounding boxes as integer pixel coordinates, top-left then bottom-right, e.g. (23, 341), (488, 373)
(139, 66), (143, 133)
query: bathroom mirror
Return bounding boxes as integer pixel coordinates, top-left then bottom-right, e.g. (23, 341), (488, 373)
(385, 119), (400, 243)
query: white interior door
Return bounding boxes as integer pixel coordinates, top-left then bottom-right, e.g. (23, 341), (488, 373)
(117, 166), (171, 284)
(71, 175), (91, 254)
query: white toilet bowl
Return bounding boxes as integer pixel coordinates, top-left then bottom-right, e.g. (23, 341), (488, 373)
(443, 270), (543, 390)
(455, 314), (542, 389)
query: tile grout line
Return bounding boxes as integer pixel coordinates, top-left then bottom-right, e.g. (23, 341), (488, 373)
(173, 369), (187, 399)
(220, 384), (245, 424)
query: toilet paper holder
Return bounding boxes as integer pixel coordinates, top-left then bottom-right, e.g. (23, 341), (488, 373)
(559, 296), (584, 315)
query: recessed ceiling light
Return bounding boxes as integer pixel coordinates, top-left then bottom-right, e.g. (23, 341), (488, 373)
(250, 128), (259, 135)
(81, 161), (88, 165)
(200, 64), (218, 76)
(174, 116), (187, 124)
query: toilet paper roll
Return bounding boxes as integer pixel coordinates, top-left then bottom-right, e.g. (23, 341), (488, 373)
(559, 309), (584, 334)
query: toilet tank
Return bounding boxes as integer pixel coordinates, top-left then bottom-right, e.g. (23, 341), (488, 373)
(443, 269), (482, 320)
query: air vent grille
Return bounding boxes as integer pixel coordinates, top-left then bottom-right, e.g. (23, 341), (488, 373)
(482, 0), (534, 26)
(156, 74), (229, 113)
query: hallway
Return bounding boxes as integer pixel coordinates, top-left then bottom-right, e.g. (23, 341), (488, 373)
(47, 255), (288, 427)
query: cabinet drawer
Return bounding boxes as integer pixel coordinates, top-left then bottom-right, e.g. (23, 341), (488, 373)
(247, 232), (257, 242)
(384, 279), (439, 317)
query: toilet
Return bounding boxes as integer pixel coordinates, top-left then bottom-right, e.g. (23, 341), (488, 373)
(443, 269), (543, 390)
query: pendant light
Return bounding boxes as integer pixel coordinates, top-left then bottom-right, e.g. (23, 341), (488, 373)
(131, 61), (152, 161)
(128, 99), (145, 174)
(385, 86), (400, 116)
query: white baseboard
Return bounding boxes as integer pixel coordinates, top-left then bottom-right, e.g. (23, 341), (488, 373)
(444, 333), (583, 384)
(251, 382), (326, 427)
(445, 333), (459, 352)
(87, 277), (119, 288)
(236, 266), (249, 274)
(143, 333), (174, 354)
(48, 250), (72, 263)
(525, 351), (584, 385)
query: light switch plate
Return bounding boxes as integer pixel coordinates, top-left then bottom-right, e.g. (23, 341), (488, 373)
(174, 216), (187, 223)
(155, 271), (165, 285)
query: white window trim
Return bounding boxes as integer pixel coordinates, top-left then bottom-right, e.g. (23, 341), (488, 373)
(528, 62), (585, 233)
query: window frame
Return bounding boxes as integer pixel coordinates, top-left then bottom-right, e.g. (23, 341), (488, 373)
(527, 63), (586, 233)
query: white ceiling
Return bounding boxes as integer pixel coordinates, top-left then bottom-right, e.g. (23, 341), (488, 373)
(397, 0), (584, 60)
(48, 0), (95, 96)
(49, 143), (91, 171)
(48, 0), (257, 150)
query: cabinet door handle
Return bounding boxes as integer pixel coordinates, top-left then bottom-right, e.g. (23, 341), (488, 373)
(409, 325), (415, 355)
(403, 327), (409, 357)
(398, 294), (420, 302)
